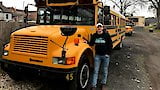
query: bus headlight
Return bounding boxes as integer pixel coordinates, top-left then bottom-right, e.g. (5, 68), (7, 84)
(52, 57), (65, 64)
(3, 50), (9, 56)
(52, 57), (75, 65)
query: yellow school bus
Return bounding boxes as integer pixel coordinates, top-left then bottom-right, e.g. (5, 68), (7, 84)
(1, 0), (125, 89)
(125, 19), (134, 36)
(104, 8), (126, 49)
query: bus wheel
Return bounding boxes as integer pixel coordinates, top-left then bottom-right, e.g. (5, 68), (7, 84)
(129, 32), (133, 36)
(69, 55), (90, 90)
(115, 41), (123, 50)
(79, 63), (90, 89)
(1, 63), (22, 81)
(7, 71), (23, 81)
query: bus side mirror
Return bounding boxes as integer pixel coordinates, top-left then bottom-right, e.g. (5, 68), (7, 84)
(24, 6), (28, 14)
(24, 6), (28, 24)
(104, 6), (110, 14)
(60, 26), (77, 36)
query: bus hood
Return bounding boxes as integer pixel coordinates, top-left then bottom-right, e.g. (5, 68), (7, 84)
(11, 25), (91, 40)
(12, 25), (63, 37)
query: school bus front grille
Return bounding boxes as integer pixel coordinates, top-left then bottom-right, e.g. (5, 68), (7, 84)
(13, 35), (48, 55)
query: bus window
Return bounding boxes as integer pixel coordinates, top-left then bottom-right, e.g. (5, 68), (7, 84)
(104, 14), (111, 25)
(98, 7), (103, 24)
(111, 14), (116, 26)
(117, 17), (120, 25)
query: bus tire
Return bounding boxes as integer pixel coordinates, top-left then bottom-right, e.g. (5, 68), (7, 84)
(7, 71), (23, 81)
(129, 32), (132, 36)
(69, 55), (90, 90)
(115, 41), (123, 50)
(0, 63), (23, 81)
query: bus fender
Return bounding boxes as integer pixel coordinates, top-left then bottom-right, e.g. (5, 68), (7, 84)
(66, 43), (94, 68)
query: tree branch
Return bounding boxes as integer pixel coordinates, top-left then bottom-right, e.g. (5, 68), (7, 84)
(148, 0), (158, 9)
(110, 0), (121, 9)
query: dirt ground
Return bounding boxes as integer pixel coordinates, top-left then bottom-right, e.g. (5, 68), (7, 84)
(0, 27), (160, 90)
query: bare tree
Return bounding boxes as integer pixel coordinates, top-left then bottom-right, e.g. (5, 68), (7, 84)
(140, 0), (160, 29)
(110, 0), (145, 16)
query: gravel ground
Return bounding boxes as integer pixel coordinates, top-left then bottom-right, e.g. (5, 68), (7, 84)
(0, 28), (160, 90)
(108, 29), (151, 90)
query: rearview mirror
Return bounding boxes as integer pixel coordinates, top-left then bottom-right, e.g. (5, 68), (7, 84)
(60, 26), (77, 36)
(104, 6), (110, 15)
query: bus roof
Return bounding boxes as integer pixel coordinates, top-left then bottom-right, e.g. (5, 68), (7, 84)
(35, 0), (100, 6)
(110, 7), (125, 19)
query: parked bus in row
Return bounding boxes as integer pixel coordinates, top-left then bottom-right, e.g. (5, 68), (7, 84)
(0, 0), (125, 89)
(125, 19), (134, 36)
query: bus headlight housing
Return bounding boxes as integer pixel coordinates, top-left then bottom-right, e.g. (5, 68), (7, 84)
(52, 57), (75, 65)
(52, 57), (65, 64)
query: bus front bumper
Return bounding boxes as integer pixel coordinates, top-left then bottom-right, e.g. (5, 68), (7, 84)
(0, 59), (77, 80)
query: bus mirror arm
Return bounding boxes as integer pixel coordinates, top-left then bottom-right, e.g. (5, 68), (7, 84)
(61, 36), (68, 62)
(60, 26), (77, 62)
(24, 6), (28, 24)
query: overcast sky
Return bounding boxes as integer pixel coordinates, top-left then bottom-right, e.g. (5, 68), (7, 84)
(104, 0), (155, 18)
(0, 0), (155, 17)
(0, 0), (36, 10)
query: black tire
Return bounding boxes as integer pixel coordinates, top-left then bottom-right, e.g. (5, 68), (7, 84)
(125, 31), (133, 36)
(128, 32), (132, 36)
(0, 63), (23, 81)
(115, 41), (123, 50)
(69, 55), (90, 90)
(7, 71), (23, 81)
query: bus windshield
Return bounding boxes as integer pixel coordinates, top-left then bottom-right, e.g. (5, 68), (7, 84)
(37, 5), (95, 25)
